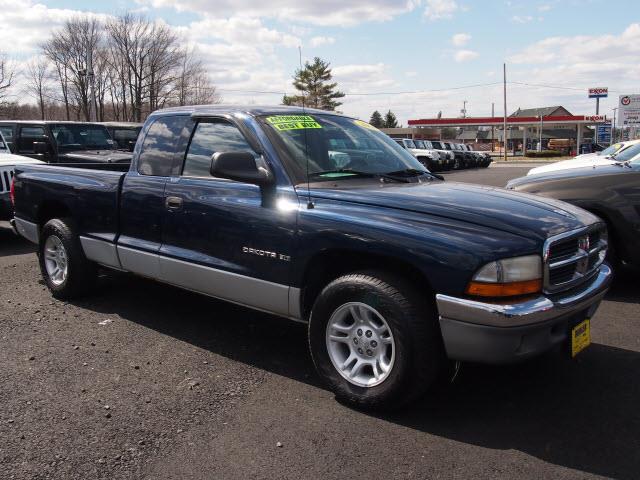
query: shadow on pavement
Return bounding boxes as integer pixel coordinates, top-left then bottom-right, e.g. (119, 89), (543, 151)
(73, 271), (638, 480)
(0, 224), (36, 257)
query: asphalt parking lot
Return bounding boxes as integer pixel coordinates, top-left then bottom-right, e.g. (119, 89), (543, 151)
(1, 164), (638, 480)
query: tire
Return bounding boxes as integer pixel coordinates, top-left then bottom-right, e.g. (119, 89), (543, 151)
(308, 270), (444, 410)
(39, 218), (97, 299)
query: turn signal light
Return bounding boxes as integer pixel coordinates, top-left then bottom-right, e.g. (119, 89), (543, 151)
(466, 279), (542, 297)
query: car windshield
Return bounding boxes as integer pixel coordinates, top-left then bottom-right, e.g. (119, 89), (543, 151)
(404, 139), (417, 149)
(414, 140), (425, 149)
(431, 141), (443, 149)
(613, 142), (640, 162)
(261, 114), (430, 182)
(600, 142), (624, 156)
(50, 124), (115, 151)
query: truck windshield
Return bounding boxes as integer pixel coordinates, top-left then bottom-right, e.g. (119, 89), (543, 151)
(50, 124), (115, 151)
(261, 114), (429, 182)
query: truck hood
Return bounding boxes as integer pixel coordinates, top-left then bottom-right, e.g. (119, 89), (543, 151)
(527, 156), (616, 175)
(310, 181), (596, 241)
(0, 152), (44, 165)
(60, 150), (132, 163)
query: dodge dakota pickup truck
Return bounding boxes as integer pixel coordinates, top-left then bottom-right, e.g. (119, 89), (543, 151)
(11, 106), (612, 409)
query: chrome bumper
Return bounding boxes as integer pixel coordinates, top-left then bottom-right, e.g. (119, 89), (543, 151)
(435, 263), (612, 364)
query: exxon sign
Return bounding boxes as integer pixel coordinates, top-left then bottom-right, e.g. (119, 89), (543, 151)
(588, 87), (608, 99)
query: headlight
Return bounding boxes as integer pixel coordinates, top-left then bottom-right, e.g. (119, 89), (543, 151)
(466, 254), (542, 297)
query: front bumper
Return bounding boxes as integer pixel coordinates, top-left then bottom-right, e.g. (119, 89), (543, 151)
(435, 263), (612, 364)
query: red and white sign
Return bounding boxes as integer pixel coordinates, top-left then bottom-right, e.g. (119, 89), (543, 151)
(588, 87), (608, 98)
(585, 115), (606, 122)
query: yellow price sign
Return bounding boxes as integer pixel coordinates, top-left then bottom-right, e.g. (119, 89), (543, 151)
(266, 115), (322, 131)
(354, 119), (378, 130)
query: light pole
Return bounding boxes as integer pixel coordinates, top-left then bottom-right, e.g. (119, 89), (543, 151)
(538, 114), (543, 151)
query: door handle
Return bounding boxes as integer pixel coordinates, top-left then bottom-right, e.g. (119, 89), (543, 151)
(165, 196), (183, 211)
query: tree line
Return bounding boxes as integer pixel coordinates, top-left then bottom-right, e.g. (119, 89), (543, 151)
(0, 13), (220, 123)
(369, 110), (399, 128)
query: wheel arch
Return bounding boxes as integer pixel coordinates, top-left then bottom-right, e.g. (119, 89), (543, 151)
(299, 248), (435, 320)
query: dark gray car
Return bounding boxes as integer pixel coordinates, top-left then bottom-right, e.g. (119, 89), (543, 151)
(506, 158), (640, 269)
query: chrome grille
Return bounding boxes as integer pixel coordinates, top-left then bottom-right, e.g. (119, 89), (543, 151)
(543, 225), (607, 294)
(0, 168), (14, 193)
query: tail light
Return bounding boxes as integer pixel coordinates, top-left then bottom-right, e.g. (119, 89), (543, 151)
(10, 176), (15, 207)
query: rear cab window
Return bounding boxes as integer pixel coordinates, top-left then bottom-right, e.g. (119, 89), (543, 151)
(17, 126), (46, 153)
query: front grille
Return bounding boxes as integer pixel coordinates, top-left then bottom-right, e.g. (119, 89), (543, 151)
(0, 168), (14, 193)
(543, 224), (607, 294)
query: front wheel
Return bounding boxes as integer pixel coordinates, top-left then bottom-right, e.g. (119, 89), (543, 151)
(308, 271), (444, 410)
(39, 218), (97, 299)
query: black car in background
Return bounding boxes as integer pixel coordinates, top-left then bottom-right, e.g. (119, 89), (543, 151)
(507, 159), (640, 269)
(101, 122), (143, 152)
(0, 121), (132, 166)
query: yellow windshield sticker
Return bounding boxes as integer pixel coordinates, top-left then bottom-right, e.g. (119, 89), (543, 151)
(266, 115), (322, 131)
(354, 119), (377, 130)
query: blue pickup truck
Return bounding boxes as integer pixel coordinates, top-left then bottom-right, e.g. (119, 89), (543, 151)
(11, 106), (612, 409)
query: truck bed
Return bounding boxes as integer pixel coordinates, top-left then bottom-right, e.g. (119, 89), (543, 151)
(13, 164), (126, 243)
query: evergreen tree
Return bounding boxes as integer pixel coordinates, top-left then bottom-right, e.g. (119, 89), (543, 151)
(383, 110), (399, 128)
(369, 110), (384, 128)
(282, 57), (345, 111)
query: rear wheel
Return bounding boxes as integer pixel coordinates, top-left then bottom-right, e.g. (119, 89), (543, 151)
(39, 218), (96, 299)
(308, 271), (444, 410)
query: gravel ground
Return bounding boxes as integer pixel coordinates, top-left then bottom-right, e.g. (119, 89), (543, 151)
(1, 165), (638, 480)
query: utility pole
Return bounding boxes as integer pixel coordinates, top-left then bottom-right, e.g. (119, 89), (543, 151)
(87, 43), (97, 122)
(503, 63), (508, 162)
(462, 100), (467, 118)
(612, 107), (618, 143)
(491, 102), (495, 152)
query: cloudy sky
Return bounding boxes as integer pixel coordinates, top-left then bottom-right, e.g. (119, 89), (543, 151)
(1, 0), (639, 123)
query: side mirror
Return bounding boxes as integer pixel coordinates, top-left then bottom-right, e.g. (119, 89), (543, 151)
(210, 151), (273, 186)
(33, 141), (49, 155)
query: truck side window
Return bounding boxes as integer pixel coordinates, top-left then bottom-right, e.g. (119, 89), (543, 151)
(182, 121), (255, 178)
(18, 126), (46, 153)
(138, 116), (187, 176)
(0, 126), (13, 142)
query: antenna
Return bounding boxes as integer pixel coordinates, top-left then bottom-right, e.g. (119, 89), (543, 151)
(299, 46), (314, 209)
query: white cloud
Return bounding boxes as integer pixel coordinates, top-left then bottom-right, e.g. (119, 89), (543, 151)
(451, 32), (470, 46)
(512, 15), (534, 23)
(454, 49), (478, 62)
(137, 0), (419, 27)
(309, 36), (335, 47)
(0, 0), (110, 54)
(332, 63), (396, 91)
(424, 0), (460, 20)
(538, 4), (551, 11)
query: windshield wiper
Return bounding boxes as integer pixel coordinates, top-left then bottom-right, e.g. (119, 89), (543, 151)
(385, 168), (442, 181)
(309, 169), (412, 183)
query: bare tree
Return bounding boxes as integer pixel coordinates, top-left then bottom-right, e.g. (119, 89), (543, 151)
(42, 16), (102, 121)
(0, 53), (15, 105)
(24, 57), (51, 120)
(175, 47), (221, 106)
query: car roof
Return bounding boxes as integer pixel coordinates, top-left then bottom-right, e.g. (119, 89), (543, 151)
(0, 120), (108, 126)
(100, 122), (143, 128)
(152, 104), (352, 120)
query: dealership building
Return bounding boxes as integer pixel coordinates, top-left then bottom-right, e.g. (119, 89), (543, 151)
(382, 105), (610, 153)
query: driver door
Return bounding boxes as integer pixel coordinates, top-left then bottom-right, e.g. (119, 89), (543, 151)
(159, 118), (297, 317)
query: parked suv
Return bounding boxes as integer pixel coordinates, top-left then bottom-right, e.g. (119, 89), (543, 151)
(0, 132), (43, 221)
(393, 138), (439, 171)
(0, 121), (132, 166)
